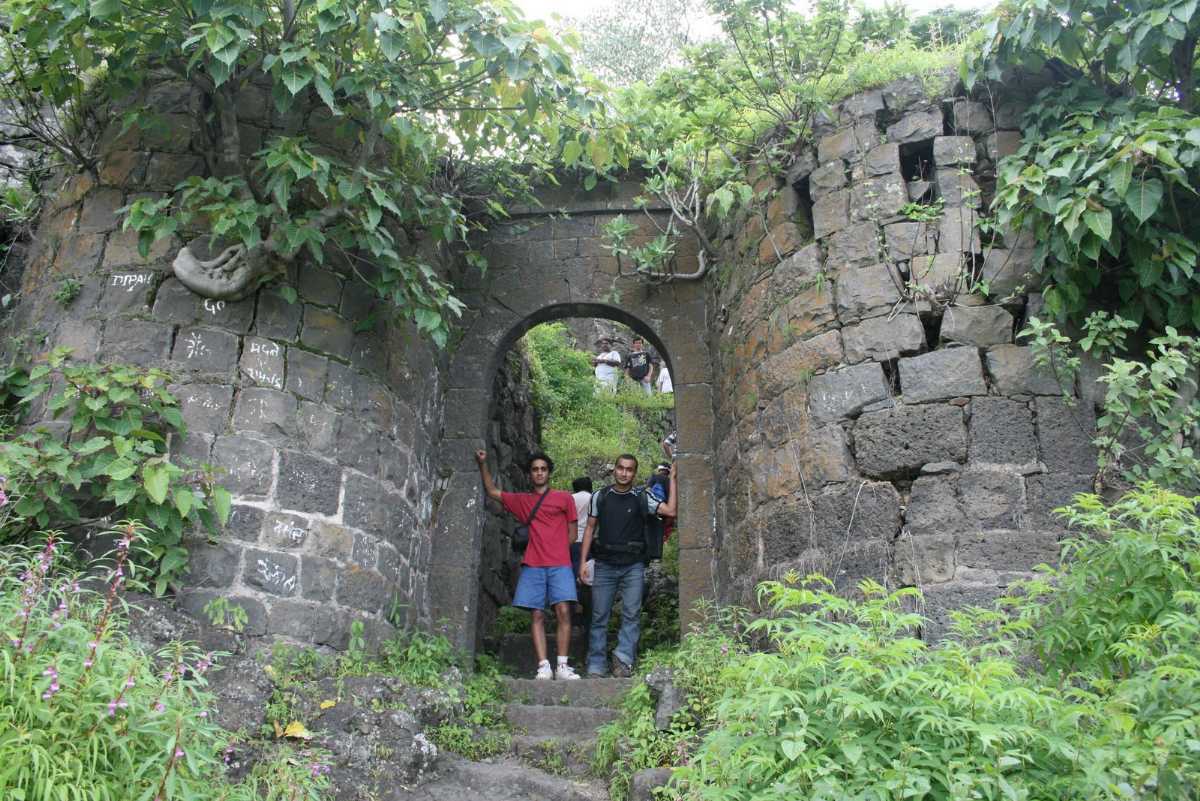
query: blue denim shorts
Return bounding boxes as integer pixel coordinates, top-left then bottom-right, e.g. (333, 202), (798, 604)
(512, 565), (577, 609)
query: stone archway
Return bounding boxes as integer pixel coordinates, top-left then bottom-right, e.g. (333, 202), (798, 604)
(430, 183), (715, 651)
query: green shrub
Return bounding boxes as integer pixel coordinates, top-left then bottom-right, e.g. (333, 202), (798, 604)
(262, 622), (513, 760)
(593, 603), (750, 800)
(428, 654), (512, 760)
(0, 349), (231, 592)
(0, 529), (330, 801)
(493, 605), (531, 635)
(597, 486), (1200, 800)
(1020, 313), (1200, 493)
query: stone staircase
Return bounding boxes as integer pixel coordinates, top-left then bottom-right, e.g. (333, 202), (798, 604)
(394, 675), (634, 801)
(504, 676), (634, 779)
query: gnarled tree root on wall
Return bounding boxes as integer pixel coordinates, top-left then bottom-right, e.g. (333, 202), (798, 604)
(172, 236), (272, 300)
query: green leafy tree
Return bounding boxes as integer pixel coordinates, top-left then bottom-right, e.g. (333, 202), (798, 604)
(967, 0), (1200, 332)
(990, 87), (1200, 330)
(562, 0), (710, 87)
(2, 0), (614, 345)
(603, 0), (961, 281)
(522, 323), (672, 489)
(968, 0), (1200, 112)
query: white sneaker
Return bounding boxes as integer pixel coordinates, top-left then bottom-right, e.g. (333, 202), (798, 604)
(535, 661), (553, 680)
(555, 663), (581, 681)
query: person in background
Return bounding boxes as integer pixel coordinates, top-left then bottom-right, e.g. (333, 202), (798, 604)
(661, 429), (677, 460)
(570, 476), (594, 622)
(625, 337), (653, 395)
(570, 477), (593, 576)
(592, 338), (622, 393)
(475, 450), (581, 680)
(646, 463), (676, 543)
(655, 364), (673, 394)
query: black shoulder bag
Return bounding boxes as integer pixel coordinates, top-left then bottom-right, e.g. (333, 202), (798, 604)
(511, 490), (550, 553)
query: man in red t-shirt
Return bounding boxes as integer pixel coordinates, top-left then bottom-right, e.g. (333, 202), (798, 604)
(476, 449), (581, 680)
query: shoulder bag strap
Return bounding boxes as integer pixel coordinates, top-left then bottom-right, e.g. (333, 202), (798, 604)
(525, 489), (551, 525)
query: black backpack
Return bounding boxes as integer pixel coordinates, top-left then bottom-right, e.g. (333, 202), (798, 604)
(594, 486), (664, 561)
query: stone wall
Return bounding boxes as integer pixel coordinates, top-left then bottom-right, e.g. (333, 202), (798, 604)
(710, 73), (1097, 640)
(6, 83), (446, 646)
(475, 346), (540, 646)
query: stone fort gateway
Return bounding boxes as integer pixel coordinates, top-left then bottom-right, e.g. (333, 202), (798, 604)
(4, 71), (1095, 650)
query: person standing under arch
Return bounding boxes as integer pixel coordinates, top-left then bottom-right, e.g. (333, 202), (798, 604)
(626, 337), (653, 396)
(578, 453), (676, 677)
(476, 450), (581, 680)
(593, 338), (622, 393)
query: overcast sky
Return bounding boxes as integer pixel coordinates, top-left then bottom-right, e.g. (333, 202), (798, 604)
(514, 0), (997, 25)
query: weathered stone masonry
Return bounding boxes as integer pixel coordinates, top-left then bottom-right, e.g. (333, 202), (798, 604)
(6, 70), (1101, 650)
(7, 83), (445, 646)
(710, 73), (1099, 640)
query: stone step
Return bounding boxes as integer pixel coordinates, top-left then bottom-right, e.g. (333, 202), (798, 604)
(505, 703), (620, 738)
(489, 628), (589, 675)
(504, 676), (635, 708)
(511, 734), (596, 778)
(395, 756), (607, 801)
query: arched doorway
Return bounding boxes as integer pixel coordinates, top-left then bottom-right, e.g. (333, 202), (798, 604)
(429, 185), (715, 652)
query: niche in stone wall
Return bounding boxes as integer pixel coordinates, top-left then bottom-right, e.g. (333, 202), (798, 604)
(899, 139), (936, 202)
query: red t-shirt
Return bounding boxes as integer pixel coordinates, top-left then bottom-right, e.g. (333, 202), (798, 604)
(501, 490), (576, 567)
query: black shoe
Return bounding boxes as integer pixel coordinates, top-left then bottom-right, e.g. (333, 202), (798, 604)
(610, 657), (633, 678)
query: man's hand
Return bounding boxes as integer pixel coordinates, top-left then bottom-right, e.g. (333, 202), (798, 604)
(477, 449), (502, 501)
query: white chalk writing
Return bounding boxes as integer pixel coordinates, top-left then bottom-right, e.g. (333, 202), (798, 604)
(243, 366), (283, 389)
(183, 331), (208, 359)
(273, 518), (306, 544)
(256, 558), (297, 592)
(203, 299), (226, 315)
(249, 341), (281, 357)
(186, 393), (221, 409)
(111, 273), (149, 292)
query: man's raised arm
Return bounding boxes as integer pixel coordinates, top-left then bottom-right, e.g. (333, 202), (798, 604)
(656, 463), (678, 518)
(475, 449), (503, 502)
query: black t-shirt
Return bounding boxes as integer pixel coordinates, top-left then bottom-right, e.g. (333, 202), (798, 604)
(627, 350), (651, 380)
(590, 486), (661, 566)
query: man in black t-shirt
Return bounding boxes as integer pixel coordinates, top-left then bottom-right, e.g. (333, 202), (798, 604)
(625, 337), (653, 396)
(578, 453), (676, 677)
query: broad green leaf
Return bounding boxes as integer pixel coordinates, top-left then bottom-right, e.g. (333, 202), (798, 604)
(143, 463), (170, 504)
(105, 458), (138, 481)
(1106, 159), (1132, 197)
(1125, 178), (1164, 224)
(89, 0), (119, 18)
(282, 69), (312, 95)
(780, 738), (804, 761)
(212, 486), (232, 525)
(1084, 208), (1113, 241)
(173, 487), (194, 517)
(74, 436), (111, 455)
(562, 140), (582, 165)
